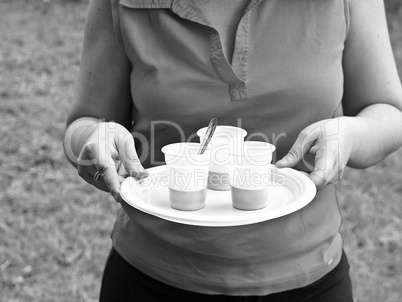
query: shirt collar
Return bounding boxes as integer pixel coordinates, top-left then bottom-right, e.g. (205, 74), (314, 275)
(120, 0), (264, 11)
(119, 0), (173, 9)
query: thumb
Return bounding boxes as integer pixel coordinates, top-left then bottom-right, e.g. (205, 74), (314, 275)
(117, 133), (149, 180)
(276, 127), (319, 168)
(276, 147), (304, 168)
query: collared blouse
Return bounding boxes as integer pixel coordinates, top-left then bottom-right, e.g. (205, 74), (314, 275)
(110, 0), (349, 295)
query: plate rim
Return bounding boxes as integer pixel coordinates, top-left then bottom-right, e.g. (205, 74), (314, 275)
(120, 165), (316, 227)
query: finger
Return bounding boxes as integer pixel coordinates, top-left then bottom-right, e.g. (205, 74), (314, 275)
(77, 145), (111, 192)
(276, 126), (321, 168)
(117, 134), (149, 180)
(97, 164), (122, 202)
(116, 161), (129, 178)
(85, 141), (122, 202)
(118, 175), (127, 183)
(77, 164), (109, 192)
(309, 148), (337, 190)
(116, 161), (129, 183)
(79, 167), (109, 190)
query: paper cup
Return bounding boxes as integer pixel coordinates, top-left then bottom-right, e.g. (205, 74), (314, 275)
(225, 141), (276, 210)
(161, 142), (210, 211)
(197, 126), (247, 191)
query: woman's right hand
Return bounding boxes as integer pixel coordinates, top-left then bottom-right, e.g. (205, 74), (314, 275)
(77, 122), (149, 203)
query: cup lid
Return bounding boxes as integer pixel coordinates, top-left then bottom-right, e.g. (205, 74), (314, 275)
(161, 142), (210, 166)
(197, 125), (247, 139)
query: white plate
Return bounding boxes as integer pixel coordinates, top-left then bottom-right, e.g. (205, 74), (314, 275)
(120, 165), (316, 227)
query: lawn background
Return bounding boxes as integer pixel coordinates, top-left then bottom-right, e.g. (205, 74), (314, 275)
(0, 0), (401, 301)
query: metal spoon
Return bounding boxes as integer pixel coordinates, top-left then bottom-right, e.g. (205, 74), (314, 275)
(198, 118), (218, 155)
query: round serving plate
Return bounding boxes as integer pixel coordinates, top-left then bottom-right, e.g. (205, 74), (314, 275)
(120, 165), (316, 227)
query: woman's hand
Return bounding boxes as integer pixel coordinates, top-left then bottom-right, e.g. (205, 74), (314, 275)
(77, 122), (149, 202)
(276, 118), (354, 190)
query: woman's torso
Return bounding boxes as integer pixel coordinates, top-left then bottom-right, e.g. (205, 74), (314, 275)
(110, 0), (349, 295)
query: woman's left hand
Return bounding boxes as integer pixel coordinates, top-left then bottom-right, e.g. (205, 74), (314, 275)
(276, 118), (353, 190)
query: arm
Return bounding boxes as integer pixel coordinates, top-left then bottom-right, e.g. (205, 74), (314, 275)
(67, 0), (133, 128)
(276, 0), (402, 188)
(341, 0), (402, 168)
(63, 0), (147, 201)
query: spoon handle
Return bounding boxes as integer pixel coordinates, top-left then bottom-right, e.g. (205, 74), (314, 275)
(198, 118), (218, 155)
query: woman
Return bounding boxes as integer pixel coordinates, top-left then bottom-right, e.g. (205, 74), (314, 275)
(63, 0), (402, 301)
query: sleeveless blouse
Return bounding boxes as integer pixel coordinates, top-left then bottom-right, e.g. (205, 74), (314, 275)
(110, 0), (350, 295)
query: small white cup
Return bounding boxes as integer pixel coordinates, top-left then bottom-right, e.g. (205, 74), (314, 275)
(197, 125), (247, 191)
(161, 142), (210, 211)
(225, 141), (276, 210)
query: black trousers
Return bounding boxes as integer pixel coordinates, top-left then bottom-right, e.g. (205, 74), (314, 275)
(99, 248), (354, 302)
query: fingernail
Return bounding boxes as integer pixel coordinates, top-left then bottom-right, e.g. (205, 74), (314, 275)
(133, 168), (149, 179)
(277, 158), (288, 165)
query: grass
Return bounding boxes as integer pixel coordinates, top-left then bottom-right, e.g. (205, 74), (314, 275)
(0, 1), (119, 301)
(0, 0), (401, 301)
